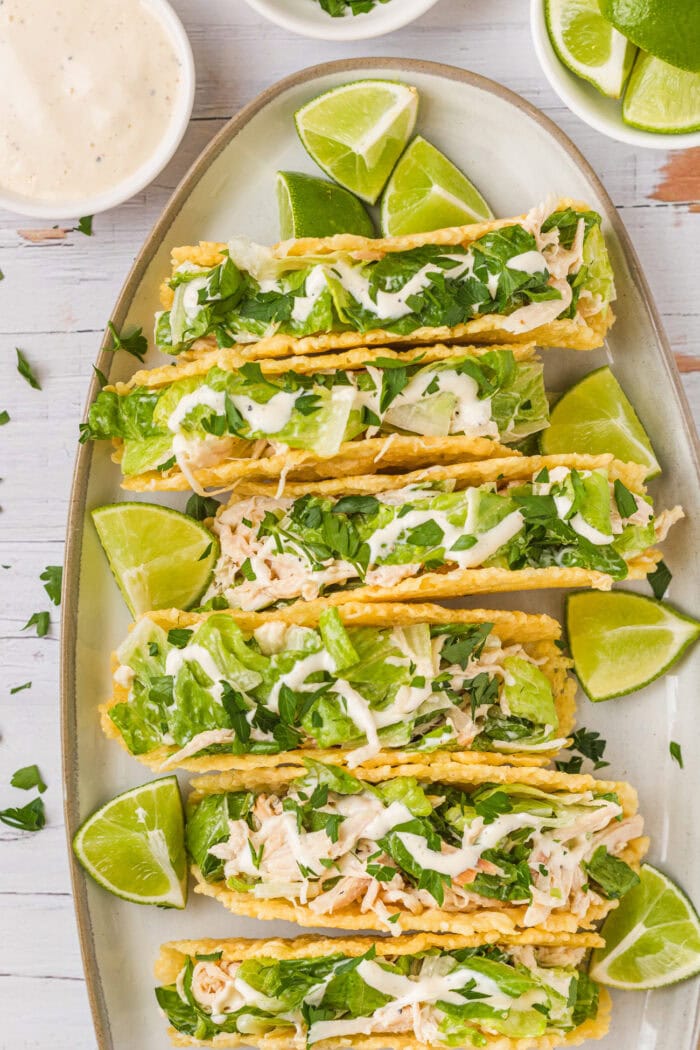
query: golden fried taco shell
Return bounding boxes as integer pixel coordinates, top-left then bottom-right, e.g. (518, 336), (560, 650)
(101, 602), (575, 772)
(155, 931), (611, 1049)
(160, 197), (613, 362)
(187, 760), (648, 938)
(113, 343), (536, 492)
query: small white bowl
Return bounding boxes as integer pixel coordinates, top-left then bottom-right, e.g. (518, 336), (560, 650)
(0, 0), (195, 219)
(530, 0), (700, 151)
(241, 0), (441, 41)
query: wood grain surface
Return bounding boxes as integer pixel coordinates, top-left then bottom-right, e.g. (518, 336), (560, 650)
(0, 1), (698, 1046)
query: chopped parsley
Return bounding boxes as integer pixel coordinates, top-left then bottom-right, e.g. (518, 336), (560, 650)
(10, 682), (31, 695)
(22, 611), (50, 638)
(0, 410), (9, 425)
(0, 797), (46, 832)
(40, 565), (63, 606)
(16, 348), (41, 390)
(11, 764), (47, 793)
(647, 560), (672, 600)
(106, 321), (147, 362)
(670, 741), (683, 769)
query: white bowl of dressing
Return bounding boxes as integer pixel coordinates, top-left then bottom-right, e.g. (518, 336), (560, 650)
(0, 0), (195, 218)
(241, 0), (441, 41)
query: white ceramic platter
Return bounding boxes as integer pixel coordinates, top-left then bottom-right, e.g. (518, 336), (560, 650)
(62, 58), (700, 1050)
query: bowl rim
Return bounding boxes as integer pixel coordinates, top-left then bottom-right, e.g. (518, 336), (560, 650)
(240, 0), (441, 41)
(529, 0), (700, 151)
(0, 0), (195, 219)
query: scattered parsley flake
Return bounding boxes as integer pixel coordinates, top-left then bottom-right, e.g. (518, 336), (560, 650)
(106, 321), (147, 362)
(185, 494), (220, 521)
(670, 741), (683, 769)
(167, 627), (193, 648)
(647, 560), (672, 601)
(0, 410), (9, 426)
(0, 797), (45, 832)
(22, 611), (50, 637)
(75, 215), (93, 236)
(10, 682), (31, 695)
(11, 764), (47, 793)
(198, 542), (213, 562)
(40, 565), (63, 606)
(93, 365), (108, 388)
(16, 348), (41, 389)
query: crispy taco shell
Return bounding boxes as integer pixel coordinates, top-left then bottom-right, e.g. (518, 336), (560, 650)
(212, 453), (665, 602)
(114, 343), (535, 492)
(155, 931), (610, 1050)
(161, 198), (613, 362)
(187, 760), (648, 937)
(101, 602), (575, 773)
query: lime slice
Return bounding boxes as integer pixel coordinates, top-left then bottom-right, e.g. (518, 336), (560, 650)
(72, 776), (187, 907)
(567, 591), (700, 702)
(91, 502), (218, 617)
(623, 53), (700, 134)
(540, 367), (661, 480)
(545, 0), (636, 98)
(600, 0), (700, 74)
(276, 171), (374, 239)
(294, 80), (419, 205)
(380, 136), (493, 237)
(590, 864), (700, 988)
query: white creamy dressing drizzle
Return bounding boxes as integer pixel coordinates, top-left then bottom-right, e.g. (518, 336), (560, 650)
(383, 368), (496, 438)
(367, 497), (524, 570)
(507, 250), (548, 274)
(291, 266), (330, 324)
(0, 0), (184, 201)
(165, 644), (225, 701)
(266, 648), (336, 713)
(167, 387), (226, 432)
(396, 812), (540, 877)
(327, 253), (475, 323)
(167, 383), (298, 437)
(533, 466), (615, 545)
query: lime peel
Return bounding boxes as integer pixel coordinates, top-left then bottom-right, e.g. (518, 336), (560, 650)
(72, 776), (188, 908)
(590, 864), (700, 988)
(566, 591), (700, 702)
(92, 502), (218, 617)
(380, 135), (493, 237)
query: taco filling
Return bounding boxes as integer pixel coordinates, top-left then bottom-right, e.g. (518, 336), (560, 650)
(155, 941), (601, 1045)
(187, 763), (642, 931)
(81, 349), (548, 478)
(109, 609), (567, 766)
(156, 204), (614, 354)
(203, 464), (678, 610)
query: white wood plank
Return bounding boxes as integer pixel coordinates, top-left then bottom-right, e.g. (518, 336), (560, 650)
(0, 1), (697, 1045)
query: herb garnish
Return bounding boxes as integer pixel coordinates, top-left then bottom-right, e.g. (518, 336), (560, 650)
(0, 797), (46, 832)
(11, 765), (47, 793)
(22, 611), (50, 637)
(10, 682), (31, 695)
(0, 411), (9, 425)
(647, 560), (672, 600)
(16, 348), (41, 389)
(670, 741), (683, 769)
(40, 565), (63, 606)
(106, 321), (147, 362)
(186, 494), (220, 521)
(556, 727), (608, 774)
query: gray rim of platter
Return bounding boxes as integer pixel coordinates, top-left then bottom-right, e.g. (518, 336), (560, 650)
(61, 57), (700, 1049)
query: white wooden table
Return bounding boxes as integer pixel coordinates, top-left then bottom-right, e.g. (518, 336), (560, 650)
(0, 1), (698, 1045)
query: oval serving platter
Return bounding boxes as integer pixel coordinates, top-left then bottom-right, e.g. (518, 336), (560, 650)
(62, 59), (700, 1050)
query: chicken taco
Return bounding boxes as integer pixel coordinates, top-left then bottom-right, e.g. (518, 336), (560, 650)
(195, 454), (681, 611)
(154, 930), (610, 1048)
(102, 602), (575, 773)
(185, 760), (647, 936)
(156, 198), (615, 361)
(81, 344), (549, 491)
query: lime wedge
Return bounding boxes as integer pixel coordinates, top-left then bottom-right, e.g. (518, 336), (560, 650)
(545, 0), (636, 98)
(567, 591), (700, 702)
(623, 53), (700, 134)
(294, 80), (419, 205)
(590, 864), (700, 988)
(600, 0), (700, 74)
(380, 136), (493, 237)
(73, 776), (187, 907)
(540, 367), (661, 480)
(276, 171), (374, 239)
(91, 502), (218, 617)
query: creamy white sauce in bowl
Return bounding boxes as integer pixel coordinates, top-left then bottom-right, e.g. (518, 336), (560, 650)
(0, 0), (194, 217)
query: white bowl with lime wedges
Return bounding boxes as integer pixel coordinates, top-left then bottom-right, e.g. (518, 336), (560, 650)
(242, 0), (440, 40)
(531, 0), (700, 148)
